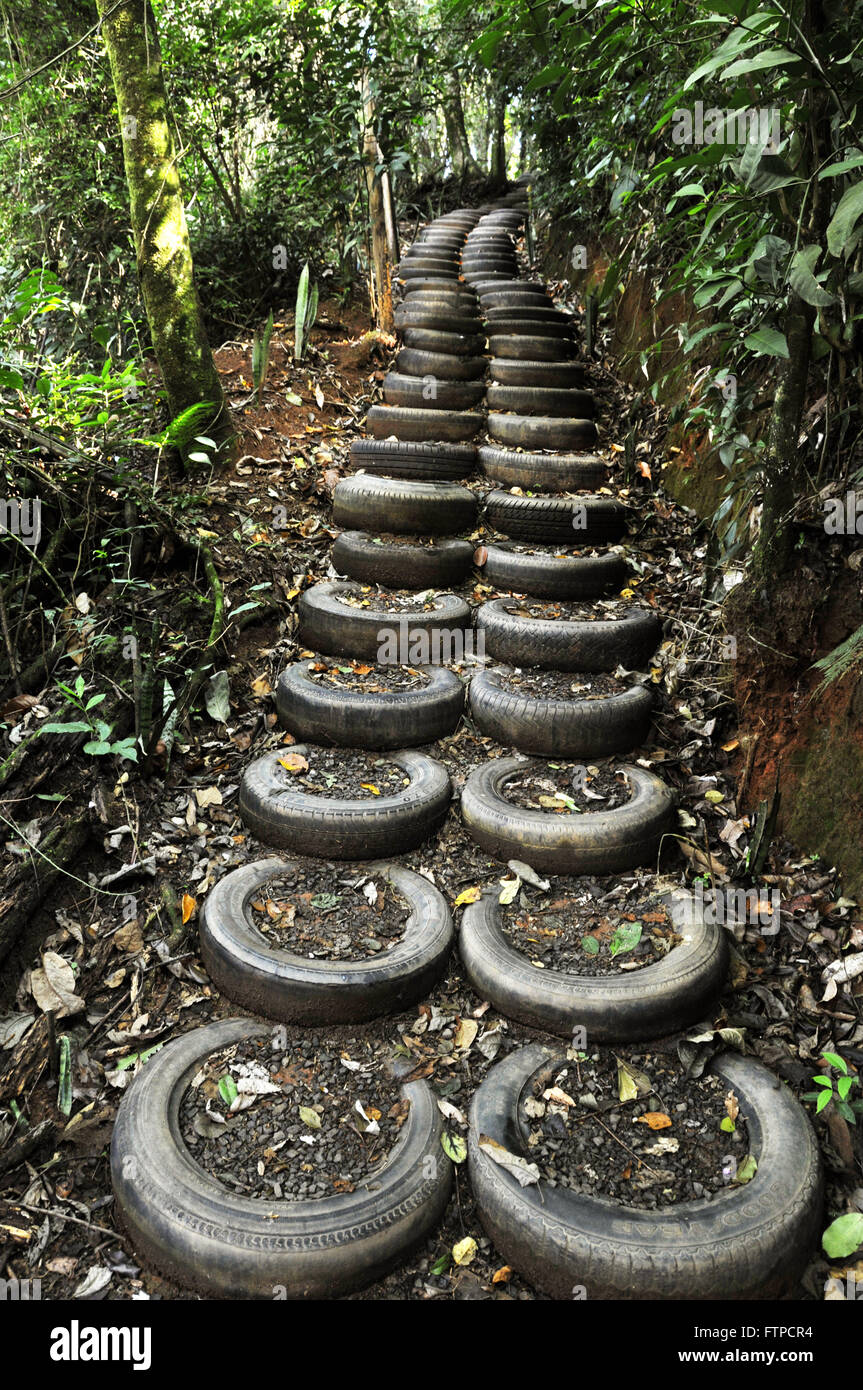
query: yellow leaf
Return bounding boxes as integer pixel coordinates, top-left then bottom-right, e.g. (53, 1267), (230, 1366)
(181, 894), (197, 925)
(279, 753), (309, 773)
(705, 789), (725, 803)
(452, 1236), (477, 1266)
(360, 783), (380, 795)
(454, 1018), (478, 1050)
(635, 1112), (672, 1130)
(454, 886), (481, 907)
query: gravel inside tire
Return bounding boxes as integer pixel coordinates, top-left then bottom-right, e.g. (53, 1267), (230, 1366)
(200, 859), (454, 1023)
(468, 1043), (822, 1300)
(111, 1017), (452, 1298)
(298, 580), (472, 661)
(478, 446), (605, 492)
(333, 475), (478, 536)
(349, 438), (476, 481)
(366, 405), (484, 443)
(332, 531), (474, 589)
(239, 745), (452, 858)
(478, 541), (628, 598)
(276, 659), (465, 749)
(475, 597), (661, 671)
(468, 665), (653, 755)
(460, 885), (727, 1040)
(459, 757), (676, 874)
(483, 491), (627, 544)
(488, 413), (598, 450)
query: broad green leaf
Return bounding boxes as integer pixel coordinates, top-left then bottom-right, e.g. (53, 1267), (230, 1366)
(827, 182), (863, 259)
(581, 935), (600, 956)
(609, 922), (642, 957)
(58, 1036), (72, 1117)
(441, 1132), (467, 1164)
(789, 245), (838, 306)
(819, 153), (863, 180)
(735, 1154), (758, 1184)
(721, 48), (800, 78)
(822, 1213), (863, 1259)
(299, 1105), (321, 1129)
(218, 1074), (239, 1106)
(744, 327), (789, 358)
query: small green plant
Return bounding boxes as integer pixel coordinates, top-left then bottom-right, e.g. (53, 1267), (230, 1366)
(39, 675), (138, 762)
(803, 1053), (863, 1125)
(252, 309), (274, 404)
(293, 262), (319, 363)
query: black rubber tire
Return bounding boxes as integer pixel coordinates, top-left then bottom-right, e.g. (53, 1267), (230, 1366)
(459, 758), (675, 874)
(366, 405), (483, 443)
(461, 261), (519, 275)
(484, 319), (573, 339)
(394, 310), (482, 335)
(460, 885), (726, 1040)
(480, 289), (553, 308)
(332, 531), (474, 588)
(401, 327), (487, 357)
(479, 541), (628, 598)
(487, 385), (595, 418)
(488, 414), (597, 450)
(483, 491), (626, 544)
(489, 359), (585, 389)
(382, 372), (485, 411)
(111, 1017), (452, 1299)
(395, 349), (487, 382)
(462, 271), (513, 285)
(240, 745), (451, 857)
(298, 581), (472, 662)
(478, 446), (605, 492)
(401, 280), (473, 297)
(403, 246), (460, 261)
(398, 259), (460, 275)
(477, 280), (549, 297)
(469, 1044), (822, 1301)
(489, 335), (576, 361)
(276, 660), (465, 749)
(475, 598), (661, 671)
(468, 667), (653, 755)
(333, 476), (477, 536)
(201, 860), (454, 1024)
(484, 306), (569, 324)
(349, 438), (476, 481)
(399, 290), (477, 309)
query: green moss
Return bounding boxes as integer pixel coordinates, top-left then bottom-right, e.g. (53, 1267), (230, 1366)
(784, 724), (863, 898)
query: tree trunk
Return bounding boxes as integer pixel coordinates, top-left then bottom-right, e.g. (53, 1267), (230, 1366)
(361, 76), (394, 333)
(490, 91), (507, 182)
(97, 0), (233, 463)
(444, 72), (481, 178)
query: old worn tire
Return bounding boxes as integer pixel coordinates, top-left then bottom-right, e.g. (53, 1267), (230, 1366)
(240, 746), (451, 857)
(485, 320), (573, 341)
(298, 581), (471, 662)
(477, 280), (549, 298)
(460, 886), (726, 1040)
(276, 660), (465, 748)
(468, 667), (653, 755)
(349, 438), (476, 481)
(480, 289), (553, 308)
(395, 349), (487, 381)
(382, 372), (486, 411)
(394, 309), (482, 335)
(469, 1044), (822, 1300)
(483, 491), (626, 544)
(401, 327), (487, 357)
(478, 447), (605, 492)
(111, 1017), (452, 1299)
(397, 263), (460, 281)
(366, 405), (483, 443)
(488, 414), (597, 450)
(484, 306), (569, 325)
(459, 758), (675, 873)
(486, 385), (595, 418)
(478, 541), (628, 598)
(489, 358), (585, 388)
(489, 335), (576, 361)
(475, 598), (661, 671)
(332, 531), (474, 588)
(333, 476), (477, 536)
(201, 860), (454, 1023)
(400, 280), (473, 297)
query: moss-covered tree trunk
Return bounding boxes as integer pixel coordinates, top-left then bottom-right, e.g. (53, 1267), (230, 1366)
(361, 75), (394, 333)
(489, 91), (507, 182)
(97, 0), (233, 463)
